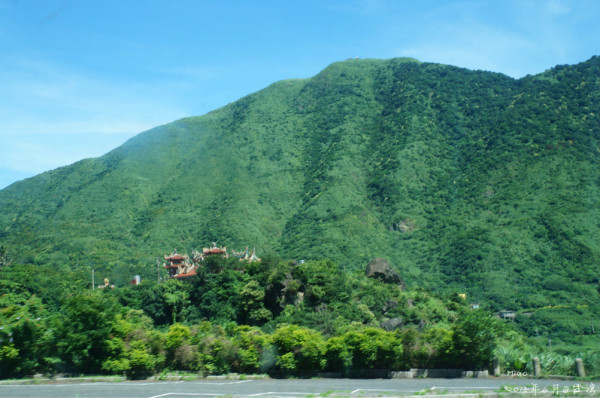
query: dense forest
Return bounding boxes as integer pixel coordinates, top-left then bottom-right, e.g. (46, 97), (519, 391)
(2, 254), (595, 379)
(1, 56), (599, 377)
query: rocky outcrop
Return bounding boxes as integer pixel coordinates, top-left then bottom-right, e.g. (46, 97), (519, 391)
(381, 317), (404, 331)
(365, 258), (405, 288)
(382, 299), (398, 313)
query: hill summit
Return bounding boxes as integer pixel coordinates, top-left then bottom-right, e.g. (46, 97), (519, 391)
(1, 56), (599, 315)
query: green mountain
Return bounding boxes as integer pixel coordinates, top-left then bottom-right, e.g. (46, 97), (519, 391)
(1, 57), (599, 327)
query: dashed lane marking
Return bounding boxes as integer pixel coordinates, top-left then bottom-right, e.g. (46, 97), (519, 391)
(246, 393), (307, 397)
(148, 393), (224, 398)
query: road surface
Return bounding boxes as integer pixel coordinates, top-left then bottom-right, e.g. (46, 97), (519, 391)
(0, 377), (596, 397)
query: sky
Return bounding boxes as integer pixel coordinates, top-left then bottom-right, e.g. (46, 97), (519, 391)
(1, 0), (599, 189)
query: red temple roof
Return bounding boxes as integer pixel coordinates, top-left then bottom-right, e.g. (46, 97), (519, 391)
(203, 247), (226, 255)
(174, 268), (197, 279)
(165, 254), (187, 260)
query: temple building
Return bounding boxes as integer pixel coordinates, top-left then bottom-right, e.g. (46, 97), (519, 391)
(202, 242), (228, 257)
(231, 246), (261, 263)
(163, 243), (260, 280)
(164, 250), (190, 279)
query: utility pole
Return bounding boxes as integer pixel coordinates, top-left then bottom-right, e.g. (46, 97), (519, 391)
(156, 257), (160, 283)
(92, 269), (95, 290)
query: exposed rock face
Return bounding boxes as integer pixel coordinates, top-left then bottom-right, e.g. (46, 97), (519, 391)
(389, 219), (416, 233)
(382, 299), (398, 313)
(381, 317), (404, 331)
(365, 258), (404, 287)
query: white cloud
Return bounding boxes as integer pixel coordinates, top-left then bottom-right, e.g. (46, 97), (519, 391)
(0, 120), (154, 137)
(350, 0), (385, 14)
(154, 65), (222, 81)
(0, 131), (137, 180)
(541, 0), (571, 16)
(397, 17), (537, 77)
(0, 55), (189, 132)
(391, 0), (599, 78)
(0, 55), (191, 187)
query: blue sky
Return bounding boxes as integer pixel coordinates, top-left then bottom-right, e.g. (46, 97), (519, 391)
(1, 0), (599, 189)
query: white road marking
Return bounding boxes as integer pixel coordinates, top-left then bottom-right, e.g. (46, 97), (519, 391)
(148, 394), (224, 398)
(349, 388), (431, 395)
(188, 380), (253, 385)
(147, 381), (253, 398)
(351, 389), (421, 392)
(246, 393), (306, 397)
(433, 386), (497, 389)
(149, 391), (307, 398)
(0, 381), (190, 387)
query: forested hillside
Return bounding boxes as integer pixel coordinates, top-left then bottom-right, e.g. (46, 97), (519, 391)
(1, 56), (599, 345)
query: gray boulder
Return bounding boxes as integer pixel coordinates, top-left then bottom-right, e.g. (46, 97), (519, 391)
(382, 299), (398, 313)
(365, 258), (404, 287)
(381, 317), (404, 331)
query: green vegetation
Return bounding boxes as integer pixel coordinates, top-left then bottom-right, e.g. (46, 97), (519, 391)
(0, 256), (521, 378)
(1, 56), (599, 374)
(1, 256), (597, 379)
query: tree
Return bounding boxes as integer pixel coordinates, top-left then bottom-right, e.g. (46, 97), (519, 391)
(450, 310), (505, 370)
(56, 291), (121, 373)
(0, 292), (52, 377)
(291, 260), (347, 306)
(239, 280), (272, 325)
(161, 279), (190, 324)
(115, 282), (171, 326)
(165, 323), (197, 370)
(101, 309), (165, 379)
(189, 270), (244, 323)
(271, 324), (326, 373)
(0, 245), (11, 268)
(194, 322), (238, 375)
(230, 325), (270, 373)
(325, 327), (403, 373)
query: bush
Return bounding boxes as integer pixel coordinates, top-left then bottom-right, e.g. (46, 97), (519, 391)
(450, 310), (505, 370)
(325, 327), (403, 373)
(271, 324), (326, 373)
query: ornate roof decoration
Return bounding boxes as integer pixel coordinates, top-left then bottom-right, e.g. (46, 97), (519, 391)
(163, 243), (260, 280)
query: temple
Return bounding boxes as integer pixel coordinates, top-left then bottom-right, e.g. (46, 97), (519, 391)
(163, 242), (259, 280)
(230, 246), (261, 263)
(202, 242), (227, 257)
(164, 250), (192, 279)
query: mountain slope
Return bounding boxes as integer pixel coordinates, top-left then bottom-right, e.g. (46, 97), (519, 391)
(1, 56), (599, 318)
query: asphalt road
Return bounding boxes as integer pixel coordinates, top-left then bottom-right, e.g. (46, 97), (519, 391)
(0, 378), (596, 397)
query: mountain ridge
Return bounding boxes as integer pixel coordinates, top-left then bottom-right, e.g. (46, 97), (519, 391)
(1, 56), (599, 320)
